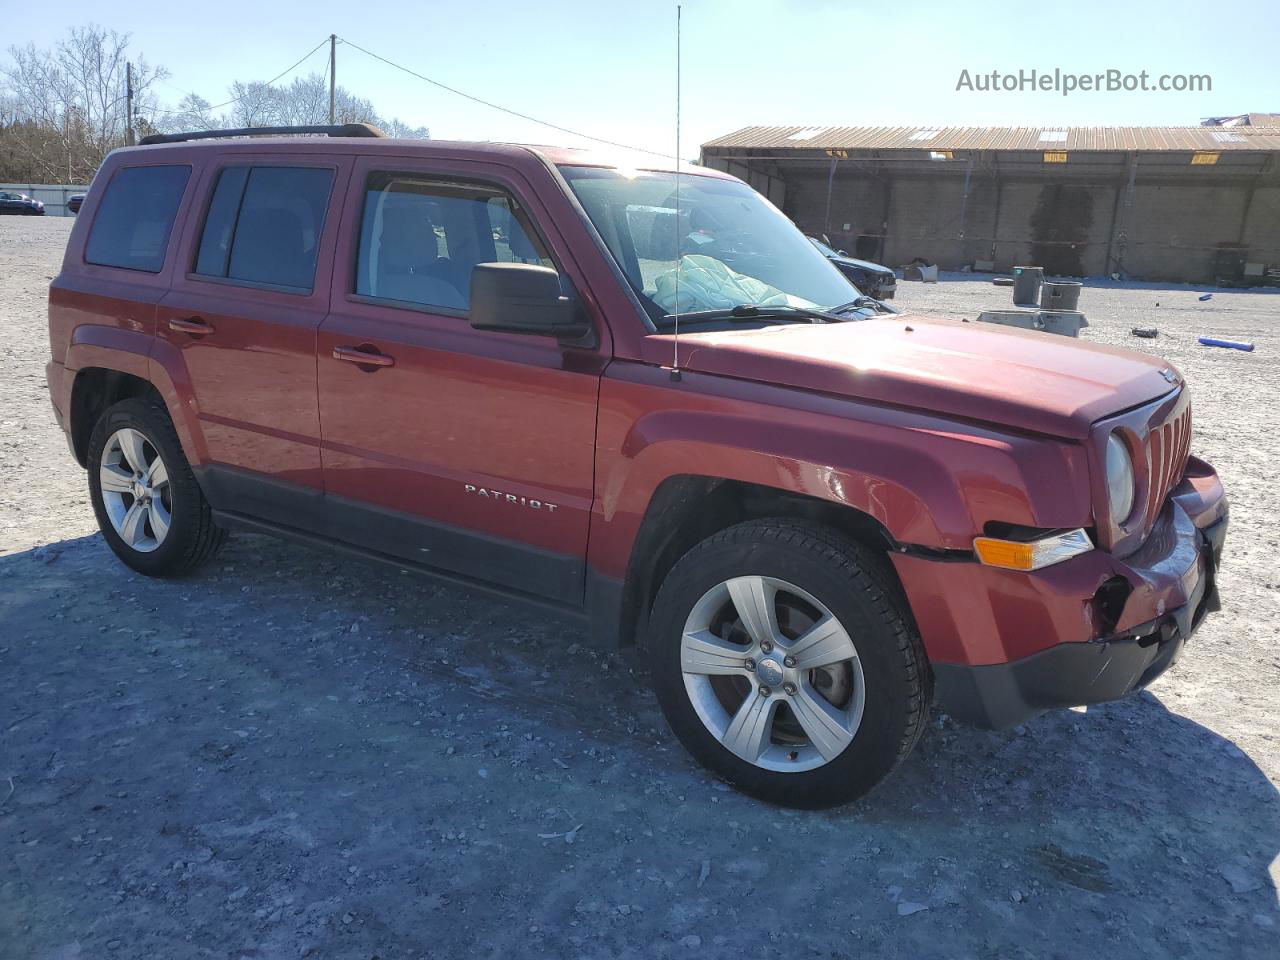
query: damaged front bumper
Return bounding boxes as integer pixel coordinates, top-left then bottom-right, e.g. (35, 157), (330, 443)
(892, 457), (1228, 729)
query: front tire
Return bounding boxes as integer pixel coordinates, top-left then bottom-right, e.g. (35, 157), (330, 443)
(87, 397), (226, 576)
(648, 520), (929, 808)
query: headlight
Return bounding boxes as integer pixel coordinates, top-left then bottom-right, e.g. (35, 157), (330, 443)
(1105, 434), (1135, 524)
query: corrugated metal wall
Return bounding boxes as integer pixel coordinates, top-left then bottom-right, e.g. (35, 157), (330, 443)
(700, 150), (1279, 283)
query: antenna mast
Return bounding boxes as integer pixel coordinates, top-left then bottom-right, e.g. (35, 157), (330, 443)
(671, 4), (683, 379)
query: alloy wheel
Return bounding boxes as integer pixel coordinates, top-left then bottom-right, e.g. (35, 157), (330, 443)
(98, 427), (173, 553)
(680, 575), (865, 773)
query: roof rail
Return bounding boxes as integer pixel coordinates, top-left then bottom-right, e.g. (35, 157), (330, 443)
(138, 123), (386, 146)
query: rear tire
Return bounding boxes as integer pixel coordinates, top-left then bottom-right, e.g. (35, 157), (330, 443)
(87, 397), (226, 577)
(648, 520), (929, 808)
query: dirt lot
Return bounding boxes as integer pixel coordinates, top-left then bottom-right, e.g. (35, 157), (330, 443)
(2, 216), (1278, 959)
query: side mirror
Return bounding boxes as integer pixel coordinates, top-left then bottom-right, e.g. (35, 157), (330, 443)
(469, 262), (589, 340)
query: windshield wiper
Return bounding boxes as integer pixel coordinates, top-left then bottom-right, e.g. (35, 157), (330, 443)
(658, 303), (842, 328)
(828, 296), (897, 317)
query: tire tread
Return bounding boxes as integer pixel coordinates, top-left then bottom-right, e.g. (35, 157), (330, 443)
(87, 396), (226, 577)
(648, 518), (931, 806)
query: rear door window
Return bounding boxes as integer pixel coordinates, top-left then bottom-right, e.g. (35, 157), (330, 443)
(355, 172), (552, 312)
(85, 165), (191, 272)
(194, 166), (334, 291)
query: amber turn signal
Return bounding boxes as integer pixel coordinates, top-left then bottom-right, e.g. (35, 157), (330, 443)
(973, 529), (1093, 572)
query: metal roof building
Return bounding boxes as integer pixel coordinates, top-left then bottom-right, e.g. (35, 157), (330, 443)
(700, 123), (1280, 284)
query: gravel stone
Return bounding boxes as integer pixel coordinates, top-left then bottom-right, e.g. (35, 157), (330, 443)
(2, 221), (1277, 958)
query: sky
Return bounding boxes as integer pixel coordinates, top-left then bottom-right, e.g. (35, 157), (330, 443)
(11, 0), (1280, 160)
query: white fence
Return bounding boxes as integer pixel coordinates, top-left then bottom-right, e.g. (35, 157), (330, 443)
(1, 183), (87, 217)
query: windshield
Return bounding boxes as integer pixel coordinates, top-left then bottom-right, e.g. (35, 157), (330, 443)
(559, 166), (855, 323)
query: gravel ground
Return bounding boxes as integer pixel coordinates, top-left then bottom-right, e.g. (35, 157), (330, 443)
(2, 216), (1277, 959)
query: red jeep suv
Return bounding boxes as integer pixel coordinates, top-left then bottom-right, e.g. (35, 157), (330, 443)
(45, 125), (1228, 807)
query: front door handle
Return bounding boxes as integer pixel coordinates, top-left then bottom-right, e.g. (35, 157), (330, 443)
(333, 345), (395, 368)
(169, 316), (214, 335)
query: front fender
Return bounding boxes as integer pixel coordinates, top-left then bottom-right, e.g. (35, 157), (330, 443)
(607, 408), (952, 542)
(588, 364), (1092, 579)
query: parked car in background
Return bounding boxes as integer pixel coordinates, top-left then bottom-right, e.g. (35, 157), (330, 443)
(0, 190), (45, 215)
(67, 194), (86, 214)
(808, 236), (895, 299)
(46, 126), (1227, 808)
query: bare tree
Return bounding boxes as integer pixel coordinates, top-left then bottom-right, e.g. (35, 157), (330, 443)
(381, 117), (431, 139)
(221, 73), (392, 129)
(197, 73), (428, 138)
(0, 25), (167, 182)
(2, 36), (429, 182)
(221, 81), (275, 128)
(149, 92), (219, 133)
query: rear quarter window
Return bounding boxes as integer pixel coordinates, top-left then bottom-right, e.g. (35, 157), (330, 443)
(84, 165), (191, 272)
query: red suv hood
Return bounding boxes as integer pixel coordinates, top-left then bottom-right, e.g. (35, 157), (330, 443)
(667, 316), (1179, 439)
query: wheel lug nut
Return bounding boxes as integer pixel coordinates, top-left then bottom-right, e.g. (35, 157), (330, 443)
(758, 685), (772, 698)
(783, 682), (797, 696)
(744, 659), (755, 672)
(760, 641), (773, 653)
(783, 656), (796, 668)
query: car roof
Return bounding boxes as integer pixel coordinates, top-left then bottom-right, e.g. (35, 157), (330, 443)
(112, 136), (737, 180)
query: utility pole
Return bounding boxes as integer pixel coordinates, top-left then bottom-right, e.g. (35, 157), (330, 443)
(125, 62), (135, 145)
(328, 35), (336, 124)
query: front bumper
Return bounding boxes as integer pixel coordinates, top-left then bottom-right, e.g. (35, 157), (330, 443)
(891, 458), (1228, 728)
(932, 514), (1224, 728)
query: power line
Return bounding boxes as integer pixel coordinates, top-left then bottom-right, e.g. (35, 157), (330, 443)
(206, 37), (330, 111)
(139, 33), (670, 158)
(146, 37), (330, 117)
(336, 36), (668, 158)
(158, 77), (197, 98)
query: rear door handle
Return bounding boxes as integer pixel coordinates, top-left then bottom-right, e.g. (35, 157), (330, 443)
(333, 345), (395, 368)
(169, 316), (214, 335)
